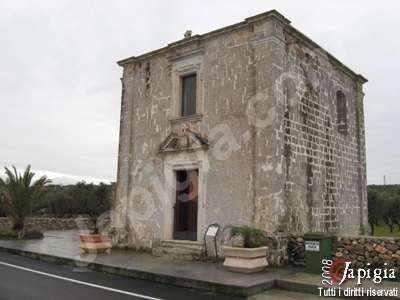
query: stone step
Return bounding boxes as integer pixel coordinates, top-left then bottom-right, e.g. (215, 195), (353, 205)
(161, 239), (204, 251)
(154, 245), (203, 254)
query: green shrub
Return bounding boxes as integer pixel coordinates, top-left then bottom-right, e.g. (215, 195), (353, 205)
(0, 229), (44, 240)
(231, 226), (268, 248)
(24, 229), (44, 239)
(0, 229), (18, 239)
(40, 182), (112, 217)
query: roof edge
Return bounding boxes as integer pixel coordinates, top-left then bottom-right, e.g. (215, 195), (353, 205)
(285, 25), (367, 83)
(116, 10), (367, 83)
(117, 10), (289, 66)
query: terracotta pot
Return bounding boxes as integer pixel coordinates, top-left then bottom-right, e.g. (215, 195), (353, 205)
(222, 246), (268, 273)
(80, 234), (111, 254)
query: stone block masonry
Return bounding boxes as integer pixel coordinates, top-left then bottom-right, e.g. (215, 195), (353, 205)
(274, 33), (367, 235)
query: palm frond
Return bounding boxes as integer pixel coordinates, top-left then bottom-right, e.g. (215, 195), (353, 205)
(0, 165), (51, 233)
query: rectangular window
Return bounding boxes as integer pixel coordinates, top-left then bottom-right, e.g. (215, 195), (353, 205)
(181, 74), (197, 116)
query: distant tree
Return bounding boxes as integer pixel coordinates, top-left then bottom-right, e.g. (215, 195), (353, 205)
(46, 189), (74, 217)
(38, 182), (112, 218)
(392, 195), (400, 231)
(381, 191), (398, 233)
(367, 185), (400, 235)
(94, 183), (110, 213)
(368, 190), (381, 235)
(71, 182), (94, 215)
(0, 165), (50, 237)
(0, 193), (6, 217)
(87, 183), (111, 234)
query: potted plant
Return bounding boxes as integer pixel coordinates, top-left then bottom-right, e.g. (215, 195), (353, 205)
(80, 231), (111, 254)
(79, 183), (111, 254)
(222, 226), (269, 273)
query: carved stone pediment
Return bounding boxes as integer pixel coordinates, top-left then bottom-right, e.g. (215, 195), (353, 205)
(159, 125), (208, 153)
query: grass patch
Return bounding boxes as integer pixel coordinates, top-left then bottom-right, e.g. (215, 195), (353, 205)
(373, 225), (400, 237)
(0, 229), (18, 239)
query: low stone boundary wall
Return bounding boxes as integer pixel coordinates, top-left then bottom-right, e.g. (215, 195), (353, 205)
(265, 234), (289, 266)
(0, 217), (93, 231)
(288, 235), (400, 272)
(288, 236), (306, 266)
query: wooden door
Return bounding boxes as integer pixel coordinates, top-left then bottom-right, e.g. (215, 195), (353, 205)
(173, 169), (198, 241)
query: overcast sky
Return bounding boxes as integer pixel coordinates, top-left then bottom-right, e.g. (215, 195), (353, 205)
(0, 0), (399, 184)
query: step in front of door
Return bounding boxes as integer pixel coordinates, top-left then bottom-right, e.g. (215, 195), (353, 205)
(152, 240), (205, 261)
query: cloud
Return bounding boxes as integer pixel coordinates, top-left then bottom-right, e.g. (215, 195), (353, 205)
(0, 167), (111, 185)
(0, 0), (398, 184)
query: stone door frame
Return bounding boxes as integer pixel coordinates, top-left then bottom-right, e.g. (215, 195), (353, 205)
(163, 158), (206, 242)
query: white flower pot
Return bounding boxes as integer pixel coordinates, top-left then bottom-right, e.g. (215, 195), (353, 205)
(222, 246), (268, 273)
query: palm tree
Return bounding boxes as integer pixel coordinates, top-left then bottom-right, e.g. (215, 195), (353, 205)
(0, 165), (51, 237)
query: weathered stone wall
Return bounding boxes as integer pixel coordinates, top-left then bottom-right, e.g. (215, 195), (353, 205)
(113, 10), (367, 250)
(288, 235), (400, 274)
(263, 26), (368, 235)
(0, 217), (93, 231)
(114, 16), (266, 249)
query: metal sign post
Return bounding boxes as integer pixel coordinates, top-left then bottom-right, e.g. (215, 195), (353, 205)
(204, 223), (220, 261)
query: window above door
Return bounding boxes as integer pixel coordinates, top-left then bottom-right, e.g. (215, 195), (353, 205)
(181, 73), (197, 116)
(168, 49), (204, 120)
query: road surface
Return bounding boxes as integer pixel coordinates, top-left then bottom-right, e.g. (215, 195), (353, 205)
(0, 252), (243, 300)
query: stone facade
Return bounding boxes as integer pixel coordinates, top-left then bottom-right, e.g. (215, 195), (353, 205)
(112, 10), (368, 251)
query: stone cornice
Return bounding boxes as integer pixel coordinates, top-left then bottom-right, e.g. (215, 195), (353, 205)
(116, 10), (290, 66)
(166, 48), (205, 62)
(250, 35), (286, 48)
(284, 26), (367, 84)
(117, 10), (367, 84)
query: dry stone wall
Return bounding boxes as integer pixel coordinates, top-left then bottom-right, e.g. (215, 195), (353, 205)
(288, 235), (400, 274)
(0, 217), (93, 231)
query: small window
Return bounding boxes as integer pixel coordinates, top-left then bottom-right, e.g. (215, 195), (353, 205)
(181, 74), (197, 116)
(336, 91), (347, 134)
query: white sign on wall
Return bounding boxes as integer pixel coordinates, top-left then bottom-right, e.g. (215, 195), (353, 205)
(305, 241), (320, 252)
(206, 225), (219, 237)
